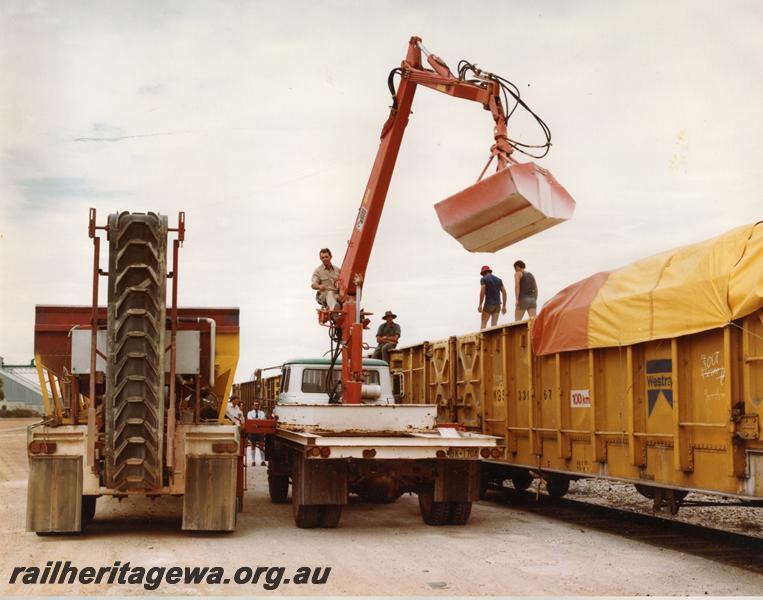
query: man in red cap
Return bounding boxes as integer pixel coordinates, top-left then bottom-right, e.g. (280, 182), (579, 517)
(478, 265), (507, 329)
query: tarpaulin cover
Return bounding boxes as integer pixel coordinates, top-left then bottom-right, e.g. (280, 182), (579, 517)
(532, 222), (763, 355)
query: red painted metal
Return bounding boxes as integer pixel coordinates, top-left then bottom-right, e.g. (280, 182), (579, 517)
(242, 418), (277, 436)
(87, 208), (101, 469)
(434, 163), (576, 252)
(166, 212), (183, 470)
(34, 305), (240, 378)
(236, 434), (246, 508)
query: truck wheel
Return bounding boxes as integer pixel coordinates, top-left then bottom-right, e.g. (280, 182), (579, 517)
(448, 501), (472, 525)
(418, 484), (451, 526)
(82, 496), (97, 526)
(268, 473), (289, 504)
(546, 476), (570, 498)
(478, 472), (490, 499)
(293, 504), (321, 528)
(511, 470), (533, 491)
(319, 504), (342, 528)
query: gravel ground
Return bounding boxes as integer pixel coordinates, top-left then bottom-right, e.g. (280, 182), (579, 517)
(564, 478), (763, 539)
(2, 418), (763, 596)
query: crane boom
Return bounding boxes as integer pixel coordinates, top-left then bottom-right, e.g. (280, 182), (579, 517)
(324, 36), (574, 405)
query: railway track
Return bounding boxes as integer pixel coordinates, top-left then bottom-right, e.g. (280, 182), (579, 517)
(484, 485), (763, 574)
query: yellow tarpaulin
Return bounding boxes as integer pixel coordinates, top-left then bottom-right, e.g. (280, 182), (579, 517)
(532, 222), (763, 355)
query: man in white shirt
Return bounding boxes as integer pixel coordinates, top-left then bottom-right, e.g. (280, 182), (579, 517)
(311, 248), (341, 310)
(225, 395), (244, 426)
(246, 400), (267, 466)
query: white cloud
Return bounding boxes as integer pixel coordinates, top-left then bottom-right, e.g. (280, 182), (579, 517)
(1, 1), (762, 380)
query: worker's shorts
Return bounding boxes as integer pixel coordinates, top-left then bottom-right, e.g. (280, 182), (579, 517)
(316, 290), (340, 310)
(518, 296), (537, 310)
(482, 304), (501, 315)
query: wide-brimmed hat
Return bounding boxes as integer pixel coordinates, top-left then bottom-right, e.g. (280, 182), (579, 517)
(383, 310), (397, 319)
(480, 265), (492, 275)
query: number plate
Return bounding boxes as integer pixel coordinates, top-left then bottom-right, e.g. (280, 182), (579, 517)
(446, 447), (478, 459)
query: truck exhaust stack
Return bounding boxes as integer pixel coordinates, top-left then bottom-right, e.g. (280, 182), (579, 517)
(434, 162), (576, 252)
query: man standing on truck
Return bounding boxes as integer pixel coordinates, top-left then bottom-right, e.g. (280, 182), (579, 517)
(311, 247), (341, 310)
(513, 260), (538, 320)
(372, 310), (401, 364)
(478, 265), (507, 329)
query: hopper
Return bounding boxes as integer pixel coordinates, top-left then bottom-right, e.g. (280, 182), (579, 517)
(434, 162), (575, 252)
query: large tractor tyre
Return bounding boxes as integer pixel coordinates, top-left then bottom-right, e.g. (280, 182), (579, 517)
(448, 501), (472, 525)
(418, 484), (451, 526)
(81, 496), (97, 526)
(319, 504), (343, 528)
(105, 212), (168, 492)
(511, 470), (533, 491)
(546, 476), (570, 498)
(268, 473), (289, 504)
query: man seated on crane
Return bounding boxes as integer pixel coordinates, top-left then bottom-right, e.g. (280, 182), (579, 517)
(311, 247), (341, 310)
(372, 310), (401, 364)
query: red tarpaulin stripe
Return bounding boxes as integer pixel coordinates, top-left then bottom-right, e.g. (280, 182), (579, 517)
(531, 270), (612, 356)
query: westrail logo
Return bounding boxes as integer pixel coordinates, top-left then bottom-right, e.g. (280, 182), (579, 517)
(646, 359), (673, 416)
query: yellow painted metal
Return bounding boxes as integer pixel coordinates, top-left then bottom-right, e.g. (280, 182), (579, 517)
(34, 353), (53, 417)
(389, 309), (763, 498)
(214, 329), (240, 422)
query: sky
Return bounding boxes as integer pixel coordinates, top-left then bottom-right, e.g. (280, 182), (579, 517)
(1, 1), (762, 382)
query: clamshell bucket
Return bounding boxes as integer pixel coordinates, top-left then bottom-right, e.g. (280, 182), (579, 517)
(434, 162), (575, 252)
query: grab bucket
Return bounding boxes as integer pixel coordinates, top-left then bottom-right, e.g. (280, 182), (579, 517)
(434, 162), (575, 253)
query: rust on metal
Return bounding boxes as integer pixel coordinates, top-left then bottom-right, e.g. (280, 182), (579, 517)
(434, 163), (575, 253)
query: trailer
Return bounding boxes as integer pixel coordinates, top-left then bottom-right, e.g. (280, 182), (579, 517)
(390, 223), (763, 513)
(27, 210), (242, 534)
(247, 358), (497, 527)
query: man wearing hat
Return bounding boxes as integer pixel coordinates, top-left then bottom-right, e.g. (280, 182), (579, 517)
(478, 265), (507, 329)
(372, 310), (401, 364)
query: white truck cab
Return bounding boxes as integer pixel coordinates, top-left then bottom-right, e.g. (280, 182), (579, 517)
(278, 357), (394, 405)
(265, 357), (497, 529)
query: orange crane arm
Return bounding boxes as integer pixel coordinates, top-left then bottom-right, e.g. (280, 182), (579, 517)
(329, 36), (528, 405)
(338, 36), (513, 300)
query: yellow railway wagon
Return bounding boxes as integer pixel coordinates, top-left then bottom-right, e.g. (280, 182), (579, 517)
(238, 373), (281, 417)
(390, 223), (763, 507)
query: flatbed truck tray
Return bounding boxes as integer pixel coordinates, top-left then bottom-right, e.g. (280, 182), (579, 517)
(273, 426), (497, 460)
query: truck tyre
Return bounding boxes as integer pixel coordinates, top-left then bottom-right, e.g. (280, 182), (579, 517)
(478, 472), (490, 499)
(293, 504), (321, 528)
(418, 484), (451, 526)
(268, 473), (289, 504)
(319, 504), (342, 528)
(82, 496), (97, 526)
(448, 501), (472, 525)
(546, 476), (570, 498)
(511, 470), (533, 491)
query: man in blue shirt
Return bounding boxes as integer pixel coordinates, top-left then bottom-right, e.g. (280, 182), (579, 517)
(478, 265), (507, 329)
